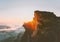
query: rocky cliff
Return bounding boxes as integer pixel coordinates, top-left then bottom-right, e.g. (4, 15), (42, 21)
(21, 10), (60, 42)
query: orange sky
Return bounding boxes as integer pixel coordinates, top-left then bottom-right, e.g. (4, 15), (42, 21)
(0, 17), (33, 26)
(0, 18), (22, 25)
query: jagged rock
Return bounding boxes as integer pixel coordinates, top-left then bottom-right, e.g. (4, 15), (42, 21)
(21, 10), (60, 42)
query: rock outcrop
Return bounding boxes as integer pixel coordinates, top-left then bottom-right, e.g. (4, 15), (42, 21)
(21, 10), (60, 42)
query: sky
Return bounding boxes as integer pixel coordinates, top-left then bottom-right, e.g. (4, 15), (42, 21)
(0, 0), (60, 25)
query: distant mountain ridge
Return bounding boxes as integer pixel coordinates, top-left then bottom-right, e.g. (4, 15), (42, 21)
(0, 25), (10, 29)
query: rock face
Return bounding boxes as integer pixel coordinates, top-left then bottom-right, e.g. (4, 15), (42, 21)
(21, 10), (60, 42)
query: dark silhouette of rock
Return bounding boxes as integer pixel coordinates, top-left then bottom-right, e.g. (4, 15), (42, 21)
(21, 10), (60, 42)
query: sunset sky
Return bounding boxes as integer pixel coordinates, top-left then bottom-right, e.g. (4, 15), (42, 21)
(0, 0), (60, 25)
